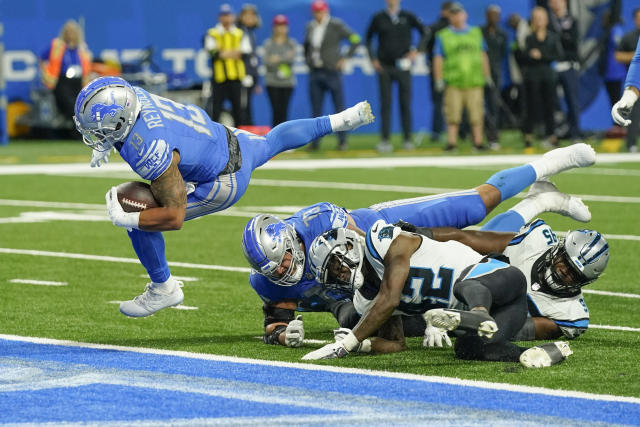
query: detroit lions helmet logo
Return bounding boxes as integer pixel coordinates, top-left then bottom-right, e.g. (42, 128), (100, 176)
(90, 91), (125, 123)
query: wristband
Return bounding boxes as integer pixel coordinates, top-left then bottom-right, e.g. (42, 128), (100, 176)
(341, 330), (361, 352)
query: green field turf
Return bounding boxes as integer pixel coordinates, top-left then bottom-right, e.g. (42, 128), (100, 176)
(1, 139), (639, 399)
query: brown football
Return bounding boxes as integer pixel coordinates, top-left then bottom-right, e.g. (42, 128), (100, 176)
(116, 181), (160, 212)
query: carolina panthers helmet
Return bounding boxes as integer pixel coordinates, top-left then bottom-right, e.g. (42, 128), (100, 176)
(536, 229), (609, 297)
(73, 76), (140, 152)
(241, 214), (305, 286)
(309, 227), (365, 293)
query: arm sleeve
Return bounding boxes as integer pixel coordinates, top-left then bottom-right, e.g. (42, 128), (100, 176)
(624, 39), (640, 91)
(337, 19), (361, 58)
(433, 36), (444, 58)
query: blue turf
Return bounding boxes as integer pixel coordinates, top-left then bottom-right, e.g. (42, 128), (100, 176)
(1, 339), (639, 425)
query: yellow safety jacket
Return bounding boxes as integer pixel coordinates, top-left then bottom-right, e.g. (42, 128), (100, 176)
(207, 26), (246, 83)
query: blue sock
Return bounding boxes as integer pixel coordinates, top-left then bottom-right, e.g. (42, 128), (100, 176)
(127, 229), (171, 283)
(265, 117), (332, 154)
(485, 165), (537, 202)
(481, 211), (526, 232)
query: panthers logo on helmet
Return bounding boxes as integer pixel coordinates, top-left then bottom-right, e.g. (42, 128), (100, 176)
(90, 91), (125, 123)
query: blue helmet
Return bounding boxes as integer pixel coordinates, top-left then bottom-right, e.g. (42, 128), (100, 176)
(537, 229), (609, 297)
(241, 214), (305, 286)
(73, 76), (140, 151)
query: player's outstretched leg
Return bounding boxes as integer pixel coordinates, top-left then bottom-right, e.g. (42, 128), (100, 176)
(119, 229), (184, 317)
(262, 101), (374, 159)
(519, 341), (573, 368)
(481, 180), (591, 232)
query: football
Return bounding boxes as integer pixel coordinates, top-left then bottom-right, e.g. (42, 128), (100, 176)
(116, 181), (160, 212)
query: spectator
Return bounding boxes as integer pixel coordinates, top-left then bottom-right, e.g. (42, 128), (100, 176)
(263, 14), (298, 127)
(366, 0), (425, 152)
(238, 4), (262, 125)
(40, 20), (92, 122)
(424, 1), (452, 143)
(304, 0), (361, 151)
(433, 2), (491, 151)
(506, 13), (531, 130)
(482, 4), (508, 149)
(600, 11), (626, 123)
(522, 7), (563, 148)
(548, 0), (581, 143)
(204, 3), (252, 125)
(615, 8), (640, 152)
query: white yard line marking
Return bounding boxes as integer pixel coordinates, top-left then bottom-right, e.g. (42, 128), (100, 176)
(1, 153), (639, 176)
(590, 324), (640, 332)
(0, 248), (251, 273)
(583, 289), (640, 299)
(1, 333), (639, 405)
(139, 274), (199, 282)
(8, 279), (68, 286)
(107, 301), (198, 311)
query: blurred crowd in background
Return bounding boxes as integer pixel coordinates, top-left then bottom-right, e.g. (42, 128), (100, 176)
(21, 0), (640, 152)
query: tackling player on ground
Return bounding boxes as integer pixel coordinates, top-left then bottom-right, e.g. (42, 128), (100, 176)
(242, 144), (596, 347)
(74, 76), (374, 317)
(301, 221), (573, 368)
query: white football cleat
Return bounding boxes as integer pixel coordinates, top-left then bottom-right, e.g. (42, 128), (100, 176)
(119, 281), (184, 317)
(331, 101), (375, 132)
(538, 143), (596, 178)
(424, 308), (498, 339)
(528, 180), (591, 222)
(520, 341), (573, 368)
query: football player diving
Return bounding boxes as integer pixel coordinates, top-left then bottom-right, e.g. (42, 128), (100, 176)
(241, 143), (597, 347)
(73, 76), (374, 317)
(301, 221), (574, 368)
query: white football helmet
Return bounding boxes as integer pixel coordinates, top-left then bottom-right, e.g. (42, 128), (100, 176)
(242, 214), (305, 286)
(309, 227), (365, 293)
(73, 76), (140, 152)
(536, 229), (610, 297)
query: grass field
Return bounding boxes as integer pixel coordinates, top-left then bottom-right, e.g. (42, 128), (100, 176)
(1, 137), (640, 401)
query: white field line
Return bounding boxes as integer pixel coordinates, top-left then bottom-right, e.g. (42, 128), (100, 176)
(589, 324), (640, 332)
(1, 153), (640, 175)
(0, 247), (251, 273)
(8, 279), (68, 286)
(1, 333), (639, 405)
(583, 289), (640, 299)
(107, 301), (198, 311)
(2, 246), (639, 328)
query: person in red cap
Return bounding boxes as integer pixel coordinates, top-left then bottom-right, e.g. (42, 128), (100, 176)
(304, 0), (362, 150)
(263, 14), (299, 126)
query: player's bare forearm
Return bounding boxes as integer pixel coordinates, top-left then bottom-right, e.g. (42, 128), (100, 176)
(370, 315), (407, 354)
(532, 317), (563, 340)
(429, 227), (516, 254)
(615, 51), (634, 65)
(353, 235), (417, 342)
(140, 152), (187, 231)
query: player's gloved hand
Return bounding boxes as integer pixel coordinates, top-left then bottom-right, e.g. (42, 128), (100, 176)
(302, 329), (360, 360)
(334, 327), (372, 353)
(90, 148), (113, 168)
(612, 89), (639, 127)
(423, 321), (452, 348)
(284, 315), (304, 347)
(105, 187), (140, 231)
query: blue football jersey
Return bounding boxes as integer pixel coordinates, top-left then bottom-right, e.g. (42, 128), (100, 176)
(117, 87), (230, 183)
(250, 202), (350, 307)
